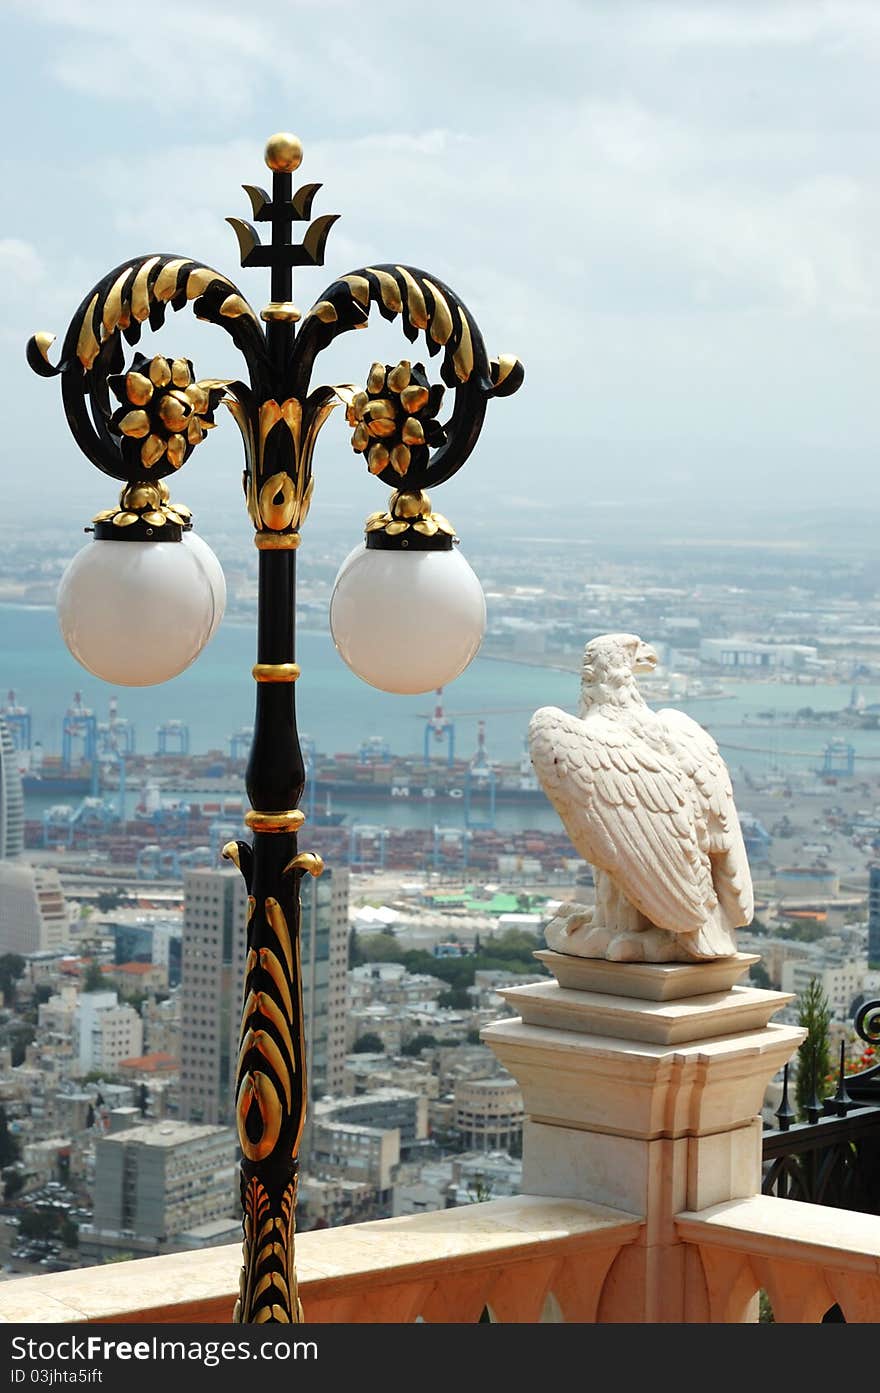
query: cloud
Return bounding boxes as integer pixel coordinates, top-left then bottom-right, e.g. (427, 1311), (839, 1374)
(5, 0), (880, 519)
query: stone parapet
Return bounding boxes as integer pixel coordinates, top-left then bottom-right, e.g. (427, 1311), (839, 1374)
(481, 949), (805, 1321)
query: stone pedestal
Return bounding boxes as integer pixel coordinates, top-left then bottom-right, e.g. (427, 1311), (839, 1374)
(481, 951), (805, 1322)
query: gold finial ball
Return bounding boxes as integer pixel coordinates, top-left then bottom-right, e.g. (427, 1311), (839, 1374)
(264, 132), (303, 173)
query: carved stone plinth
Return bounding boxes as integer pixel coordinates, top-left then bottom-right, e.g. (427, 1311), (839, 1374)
(481, 951), (805, 1322)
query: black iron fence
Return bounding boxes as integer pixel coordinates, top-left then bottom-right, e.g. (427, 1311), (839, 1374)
(762, 999), (880, 1213)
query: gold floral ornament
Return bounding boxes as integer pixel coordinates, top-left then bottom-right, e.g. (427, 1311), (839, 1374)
(345, 360), (445, 479)
(108, 353), (227, 471)
(365, 489), (456, 540)
(91, 479), (192, 531)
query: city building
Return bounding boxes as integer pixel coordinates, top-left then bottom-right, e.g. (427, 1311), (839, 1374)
(869, 864), (880, 969)
(82, 1118), (238, 1260)
(177, 869), (246, 1126)
(775, 867), (841, 899)
(0, 862), (70, 955)
(179, 864), (349, 1125)
(100, 960), (168, 995)
(111, 917), (182, 987)
(313, 1088), (428, 1151)
(37, 983), (79, 1046)
(76, 991), (144, 1075)
(698, 638), (818, 671)
(453, 1074), (525, 1152)
(306, 1118), (399, 1202)
(0, 716), (24, 859)
(142, 991), (181, 1059)
(780, 957), (869, 1021)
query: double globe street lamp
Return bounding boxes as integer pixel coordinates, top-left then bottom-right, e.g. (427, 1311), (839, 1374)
(27, 130), (523, 1323)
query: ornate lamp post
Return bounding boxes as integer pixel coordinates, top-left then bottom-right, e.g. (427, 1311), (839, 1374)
(27, 130), (523, 1323)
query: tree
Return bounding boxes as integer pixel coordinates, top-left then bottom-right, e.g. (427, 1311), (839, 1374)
(19, 1210), (57, 1241)
(3, 1169), (24, 1200)
(438, 987), (471, 1010)
(0, 1105), (20, 1168)
(402, 1033), (438, 1057)
(95, 890), (127, 912)
(795, 977), (832, 1120)
(8, 1023), (35, 1068)
(59, 1217), (79, 1249)
(82, 962), (106, 993)
(348, 930), (364, 969)
(351, 1033), (385, 1054)
(748, 962), (771, 990)
(0, 954), (26, 1005)
(466, 1175), (494, 1204)
(357, 933), (400, 963)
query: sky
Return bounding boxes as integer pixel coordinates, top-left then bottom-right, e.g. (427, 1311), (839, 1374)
(2, 0), (879, 544)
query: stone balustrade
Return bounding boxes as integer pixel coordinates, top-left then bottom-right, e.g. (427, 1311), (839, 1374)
(677, 1195), (880, 1322)
(0, 1196), (641, 1324)
(5, 947), (877, 1324)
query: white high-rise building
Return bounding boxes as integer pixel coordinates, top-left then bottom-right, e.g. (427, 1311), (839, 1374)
(0, 717), (25, 860)
(179, 864), (349, 1125)
(0, 862), (70, 955)
(77, 990), (144, 1075)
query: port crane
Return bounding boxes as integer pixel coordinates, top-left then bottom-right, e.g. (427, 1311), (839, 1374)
(229, 726), (253, 761)
(62, 692), (97, 766)
(432, 825), (472, 871)
(41, 796), (120, 848)
(97, 696), (136, 756)
(3, 691), (31, 751)
(156, 720), (190, 756)
(464, 720), (497, 829)
(349, 825), (388, 870)
(136, 843), (214, 879)
(415, 690), (538, 768)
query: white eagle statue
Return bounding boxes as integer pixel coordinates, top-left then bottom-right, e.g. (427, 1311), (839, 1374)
(528, 633), (753, 963)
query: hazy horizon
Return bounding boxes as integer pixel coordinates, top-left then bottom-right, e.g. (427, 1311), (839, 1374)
(3, 1), (879, 540)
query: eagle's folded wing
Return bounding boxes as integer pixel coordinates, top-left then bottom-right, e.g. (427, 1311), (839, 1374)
(655, 708), (754, 927)
(528, 706), (718, 936)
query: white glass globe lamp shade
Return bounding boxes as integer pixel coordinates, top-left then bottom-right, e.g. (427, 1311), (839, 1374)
(56, 534), (224, 686)
(181, 530), (227, 641)
(329, 543), (487, 695)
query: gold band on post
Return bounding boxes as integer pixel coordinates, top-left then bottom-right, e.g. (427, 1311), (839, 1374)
(254, 532), (301, 550)
(243, 813), (306, 830)
(261, 302), (301, 323)
(252, 663), (301, 683)
(245, 809), (306, 833)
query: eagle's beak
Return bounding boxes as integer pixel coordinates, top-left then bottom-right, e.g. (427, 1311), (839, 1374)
(634, 643), (658, 674)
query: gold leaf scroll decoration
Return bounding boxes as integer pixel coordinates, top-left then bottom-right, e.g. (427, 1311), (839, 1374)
(258, 473), (298, 530)
(236, 1072), (282, 1162)
(423, 279), (454, 346)
(452, 312), (474, 382)
(365, 267), (403, 314)
(130, 256), (161, 323)
(395, 266), (429, 330)
(237, 1029), (293, 1111)
(102, 268), (133, 335)
(265, 898), (294, 978)
(76, 294), (101, 370)
(258, 948), (294, 1021)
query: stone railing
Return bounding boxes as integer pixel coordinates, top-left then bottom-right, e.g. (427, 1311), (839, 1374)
(677, 1195), (880, 1322)
(0, 1196), (642, 1324)
(7, 949), (879, 1324)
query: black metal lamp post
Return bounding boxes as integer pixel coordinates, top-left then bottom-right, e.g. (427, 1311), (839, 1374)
(27, 131), (523, 1323)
